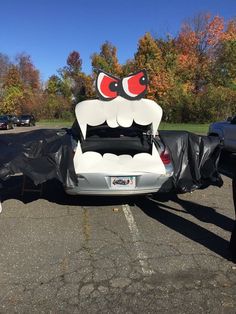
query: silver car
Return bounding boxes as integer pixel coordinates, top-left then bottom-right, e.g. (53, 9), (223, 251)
(208, 115), (236, 152)
(65, 124), (173, 195)
(65, 96), (173, 196)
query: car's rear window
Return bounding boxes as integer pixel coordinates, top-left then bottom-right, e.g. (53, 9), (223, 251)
(20, 115), (31, 119)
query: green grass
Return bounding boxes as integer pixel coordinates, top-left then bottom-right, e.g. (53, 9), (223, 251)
(159, 122), (209, 134)
(38, 119), (74, 128)
(38, 119), (209, 135)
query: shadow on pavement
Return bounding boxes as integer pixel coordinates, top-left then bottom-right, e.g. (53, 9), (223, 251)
(150, 193), (234, 232)
(0, 175), (139, 207)
(1, 175), (235, 261)
(135, 194), (234, 261)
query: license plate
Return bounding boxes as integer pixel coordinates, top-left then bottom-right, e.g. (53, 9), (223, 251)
(110, 176), (136, 189)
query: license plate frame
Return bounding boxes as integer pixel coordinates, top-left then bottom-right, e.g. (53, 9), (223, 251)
(110, 176), (136, 189)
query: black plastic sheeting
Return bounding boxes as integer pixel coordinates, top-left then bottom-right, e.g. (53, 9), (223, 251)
(158, 131), (223, 193)
(0, 128), (223, 193)
(0, 129), (77, 188)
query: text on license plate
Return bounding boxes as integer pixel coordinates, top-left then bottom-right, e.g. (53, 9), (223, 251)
(110, 176), (136, 189)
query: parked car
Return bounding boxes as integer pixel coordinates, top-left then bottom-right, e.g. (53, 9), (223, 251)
(208, 115), (236, 152)
(66, 122), (174, 195)
(0, 115), (14, 130)
(16, 114), (36, 127)
(63, 87), (175, 196)
(12, 115), (20, 126)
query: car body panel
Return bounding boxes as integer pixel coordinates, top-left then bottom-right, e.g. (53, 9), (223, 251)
(65, 171), (172, 195)
(209, 116), (236, 152)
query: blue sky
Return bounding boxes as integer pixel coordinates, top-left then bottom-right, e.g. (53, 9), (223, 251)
(0, 0), (235, 81)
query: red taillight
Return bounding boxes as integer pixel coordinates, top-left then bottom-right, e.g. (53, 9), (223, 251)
(160, 149), (171, 165)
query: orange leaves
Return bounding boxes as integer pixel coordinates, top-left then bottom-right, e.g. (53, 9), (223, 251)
(205, 16), (224, 46)
(177, 14), (225, 55)
(135, 33), (169, 99)
(177, 24), (198, 54)
(177, 54), (198, 72)
(222, 19), (236, 41)
(148, 71), (173, 99)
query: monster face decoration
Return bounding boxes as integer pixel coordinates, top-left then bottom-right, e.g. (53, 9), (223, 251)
(96, 70), (148, 100)
(73, 70), (166, 175)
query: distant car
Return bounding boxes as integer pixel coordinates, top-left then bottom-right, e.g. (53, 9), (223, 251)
(16, 114), (36, 127)
(0, 115), (14, 130)
(12, 115), (20, 126)
(208, 115), (236, 152)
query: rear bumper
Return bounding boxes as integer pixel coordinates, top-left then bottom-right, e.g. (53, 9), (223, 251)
(64, 171), (173, 196)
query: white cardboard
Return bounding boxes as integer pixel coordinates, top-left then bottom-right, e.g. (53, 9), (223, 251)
(74, 96), (165, 175)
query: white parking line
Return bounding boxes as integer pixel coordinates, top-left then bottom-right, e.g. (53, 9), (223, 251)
(0, 198), (2, 213)
(122, 204), (154, 275)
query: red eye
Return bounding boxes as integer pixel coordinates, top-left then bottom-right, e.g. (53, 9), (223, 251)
(96, 72), (119, 100)
(121, 70), (147, 99)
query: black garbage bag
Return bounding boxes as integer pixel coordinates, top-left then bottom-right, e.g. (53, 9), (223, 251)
(0, 129), (77, 187)
(159, 130), (223, 193)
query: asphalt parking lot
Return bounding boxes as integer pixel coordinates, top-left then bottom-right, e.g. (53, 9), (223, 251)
(0, 175), (236, 313)
(0, 126), (236, 313)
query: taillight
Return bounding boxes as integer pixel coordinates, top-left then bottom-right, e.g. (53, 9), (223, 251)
(160, 149), (171, 165)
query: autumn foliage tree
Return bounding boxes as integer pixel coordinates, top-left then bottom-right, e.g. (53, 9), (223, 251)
(60, 51), (95, 105)
(0, 53), (42, 116)
(171, 13), (236, 121)
(39, 75), (70, 119)
(0, 53), (11, 95)
(91, 41), (122, 76)
(176, 14), (224, 91)
(1, 66), (24, 114)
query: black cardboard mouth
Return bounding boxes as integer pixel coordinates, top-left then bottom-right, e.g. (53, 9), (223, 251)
(78, 121), (154, 156)
(86, 121), (152, 139)
(71, 119), (157, 155)
(80, 136), (153, 156)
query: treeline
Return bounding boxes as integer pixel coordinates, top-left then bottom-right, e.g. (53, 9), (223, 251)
(0, 13), (236, 122)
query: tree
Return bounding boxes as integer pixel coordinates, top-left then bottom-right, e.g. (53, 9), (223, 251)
(0, 66), (24, 114)
(63, 51), (82, 80)
(0, 53), (11, 95)
(176, 13), (225, 93)
(40, 75), (71, 119)
(212, 18), (236, 87)
(15, 54), (42, 114)
(134, 32), (175, 101)
(213, 40), (236, 87)
(16, 53), (40, 90)
(59, 51), (95, 104)
(122, 59), (137, 76)
(221, 18), (236, 41)
(91, 41), (122, 76)
(46, 75), (62, 95)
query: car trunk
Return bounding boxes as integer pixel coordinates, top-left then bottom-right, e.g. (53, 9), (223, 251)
(75, 122), (160, 155)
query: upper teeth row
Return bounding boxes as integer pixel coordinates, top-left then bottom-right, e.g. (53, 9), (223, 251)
(75, 96), (163, 139)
